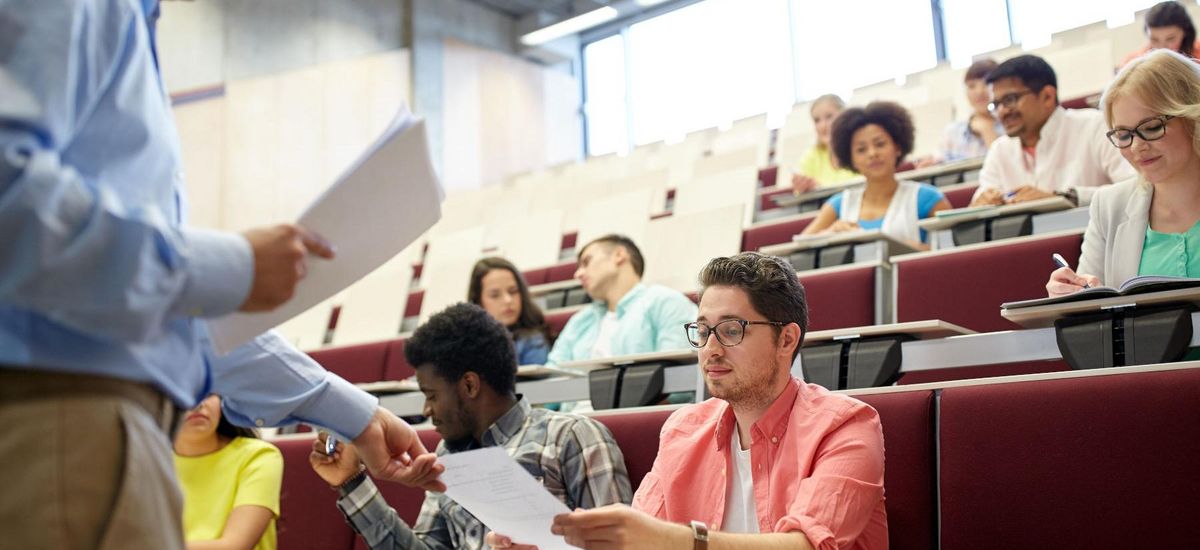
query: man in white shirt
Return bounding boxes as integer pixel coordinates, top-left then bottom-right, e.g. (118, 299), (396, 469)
(971, 54), (1135, 207)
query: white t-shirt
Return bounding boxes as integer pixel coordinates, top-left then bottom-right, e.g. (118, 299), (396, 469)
(722, 429), (760, 533)
(589, 311), (619, 358)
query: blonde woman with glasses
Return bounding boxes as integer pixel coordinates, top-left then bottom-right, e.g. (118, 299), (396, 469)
(1048, 49), (1200, 296)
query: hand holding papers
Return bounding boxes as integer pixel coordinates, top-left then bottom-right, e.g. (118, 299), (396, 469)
(210, 106), (443, 354)
(439, 447), (573, 550)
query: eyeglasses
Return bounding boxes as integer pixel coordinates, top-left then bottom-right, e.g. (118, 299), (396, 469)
(1106, 115), (1174, 148)
(684, 319), (785, 348)
(987, 89), (1035, 112)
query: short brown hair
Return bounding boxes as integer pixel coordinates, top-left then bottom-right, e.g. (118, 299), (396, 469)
(830, 101), (916, 173)
(698, 252), (808, 360)
(578, 234), (645, 277)
(965, 58), (998, 82)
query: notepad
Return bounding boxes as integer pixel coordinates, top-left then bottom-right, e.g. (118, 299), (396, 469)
(1001, 276), (1200, 309)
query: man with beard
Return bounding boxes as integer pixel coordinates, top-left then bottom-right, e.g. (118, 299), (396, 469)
(971, 54), (1135, 208)
(309, 302), (631, 550)
(494, 252), (887, 550)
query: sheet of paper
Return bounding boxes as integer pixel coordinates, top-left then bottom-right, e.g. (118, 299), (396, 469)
(209, 107), (443, 354)
(438, 447), (573, 550)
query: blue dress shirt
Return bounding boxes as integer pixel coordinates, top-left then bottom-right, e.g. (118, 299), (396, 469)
(0, 0), (374, 438)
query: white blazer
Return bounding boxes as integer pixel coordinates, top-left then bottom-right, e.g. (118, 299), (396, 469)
(1078, 177), (1151, 286)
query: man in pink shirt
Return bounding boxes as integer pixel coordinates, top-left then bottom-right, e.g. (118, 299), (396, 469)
(494, 252), (887, 550)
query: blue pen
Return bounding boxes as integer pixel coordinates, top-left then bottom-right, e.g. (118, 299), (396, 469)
(1003, 190), (1019, 201)
(1052, 253), (1090, 289)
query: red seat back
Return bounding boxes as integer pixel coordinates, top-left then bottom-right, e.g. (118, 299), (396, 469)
(798, 264), (878, 331)
(275, 436), (356, 550)
(307, 341), (389, 384)
(939, 367), (1200, 549)
(592, 408), (678, 490)
(856, 391), (936, 550)
(741, 216), (816, 252)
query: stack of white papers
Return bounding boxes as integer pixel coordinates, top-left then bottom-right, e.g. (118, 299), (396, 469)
(210, 106), (444, 354)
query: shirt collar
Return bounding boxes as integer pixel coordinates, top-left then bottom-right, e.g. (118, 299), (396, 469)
(1037, 107), (1067, 146)
(715, 377), (801, 451)
(480, 396), (531, 447)
(589, 283), (647, 318)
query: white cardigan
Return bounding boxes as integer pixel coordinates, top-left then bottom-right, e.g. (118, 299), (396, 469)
(1078, 177), (1151, 286)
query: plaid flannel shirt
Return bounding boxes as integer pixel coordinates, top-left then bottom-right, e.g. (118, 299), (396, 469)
(336, 397), (632, 549)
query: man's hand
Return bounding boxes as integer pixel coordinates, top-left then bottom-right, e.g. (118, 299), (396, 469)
(353, 407), (446, 492)
(1046, 266), (1102, 297)
(791, 174), (819, 195)
(309, 432), (362, 488)
(970, 188), (1005, 207)
(239, 224), (335, 312)
(1004, 185), (1054, 204)
(913, 155), (940, 169)
(485, 531), (540, 549)
(551, 504), (691, 550)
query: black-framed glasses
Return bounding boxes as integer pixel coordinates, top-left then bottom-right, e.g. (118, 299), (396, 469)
(1106, 115), (1174, 148)
(683, 319), (786, 348)
(987, 89), (1035, 112)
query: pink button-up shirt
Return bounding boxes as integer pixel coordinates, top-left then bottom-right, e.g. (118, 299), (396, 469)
(632, 377), (887, 549)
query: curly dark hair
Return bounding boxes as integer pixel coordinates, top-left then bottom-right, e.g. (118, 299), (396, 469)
(404, 302), (517, 396)
(467, 257), (549, 342)
(830, 101), (916, 173)
(698, 252), (808, 360)
(1146, 1), (1197, 58)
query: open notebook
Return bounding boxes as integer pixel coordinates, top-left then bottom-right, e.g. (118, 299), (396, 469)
(1002, 276), (1200, 309)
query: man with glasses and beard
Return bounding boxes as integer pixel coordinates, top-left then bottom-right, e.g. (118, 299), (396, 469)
(493, 253), (887, 550)
(971, 54), (1135, 208)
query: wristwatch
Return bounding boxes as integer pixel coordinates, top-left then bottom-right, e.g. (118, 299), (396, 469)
(690, 520), (709, 550)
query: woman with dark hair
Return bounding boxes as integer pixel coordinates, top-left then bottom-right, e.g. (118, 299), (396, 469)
(468, 257), (550, 365)
(1120, 1), (1200, 68)
(801, 101), (952, 250)
(174, 395), (282, 550)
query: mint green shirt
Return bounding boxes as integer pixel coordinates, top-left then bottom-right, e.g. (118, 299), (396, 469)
(547, 284), (698, 365)
(1138, 219), (1200, 277)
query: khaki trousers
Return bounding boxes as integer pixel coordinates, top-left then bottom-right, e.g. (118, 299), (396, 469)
(0, 369), (184, 550)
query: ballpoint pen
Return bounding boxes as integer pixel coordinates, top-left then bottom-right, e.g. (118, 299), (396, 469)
(1052, 253), (1090, 289)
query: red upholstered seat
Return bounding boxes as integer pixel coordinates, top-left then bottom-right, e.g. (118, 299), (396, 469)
(897, 359), (1070, 385)
(523, 266), (551, 286)
(939, 367), (1200, 549)
(547, 261), (578, 283)
(757, 166), (778, 188)
(758, 187), (793, 211)
(383, 338), (414, 381)
(404, 290), (424, 319)
(741, 216), (817, 252)
(941, 184), (978, 209)
(591, 408), (678, 490)
(856, 391), (936, 550)
(307, 340), (389, 384)
(894, 232), (1083, 332)
(275, 436), (356, 550)
(561, 232), (578, 251)
(798, 264), (877, 331)
(545, 310), (577, 340)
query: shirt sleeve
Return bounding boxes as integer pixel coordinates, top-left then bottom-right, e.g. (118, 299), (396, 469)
(916, 184), (947, 218)
(336, 477), (445, 550)
(1077, 187), (1111, 284)
(546, 311), (588, 365)
(773, 402), (886, 550)
(973, 139), (1004, 202)
(212, 329), (377, 441)
(652, 291), (698, 352)
(826, 192), (844, 217)
(558, 418), (634, 509)
(0, 0), (253, 344)
(233, 442), (283, 516)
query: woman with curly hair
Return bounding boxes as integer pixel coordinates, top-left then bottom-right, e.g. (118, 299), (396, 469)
(801, 101), (951, 250)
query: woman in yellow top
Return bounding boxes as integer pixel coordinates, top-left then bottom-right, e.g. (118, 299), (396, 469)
(174, 395), (283, 550)
(791, 94), (860, 194)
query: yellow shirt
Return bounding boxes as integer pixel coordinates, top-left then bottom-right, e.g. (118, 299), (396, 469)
(797, 145), (859, 187)
(175, 437), (283, 550)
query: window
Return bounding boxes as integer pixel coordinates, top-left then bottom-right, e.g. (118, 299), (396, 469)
(624, 0), (794, 145)
(790, 0), (938, 100)
(941, 0), (1012, 66)
(583, 34), (629, 155)
(1008, 0), (1163, 48)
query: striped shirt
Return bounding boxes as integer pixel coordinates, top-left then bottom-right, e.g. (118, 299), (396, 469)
(337, 397), (632, 549)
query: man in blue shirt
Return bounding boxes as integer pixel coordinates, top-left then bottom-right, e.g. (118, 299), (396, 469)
(547, 234), (697, 365)
(0, 1), (441, 548)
